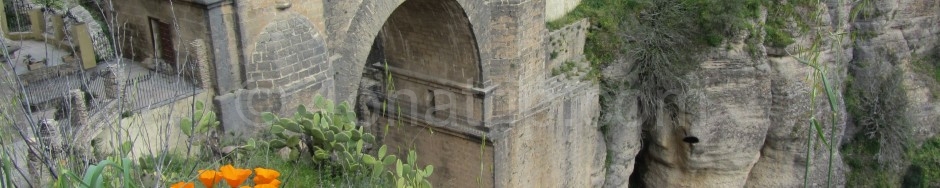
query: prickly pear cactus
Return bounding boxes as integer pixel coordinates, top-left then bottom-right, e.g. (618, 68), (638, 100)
(261, 95), (376, 165)
(261, 95), (433, 187)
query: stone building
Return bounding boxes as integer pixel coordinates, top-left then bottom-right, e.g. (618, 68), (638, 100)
(109, 0), (602, 187)
(110, 0), (214, 72)
(93, 0), (940, 187)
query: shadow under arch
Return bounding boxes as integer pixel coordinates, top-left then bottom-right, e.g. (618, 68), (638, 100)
(332, 0), (489, 104)
(351, 0), (494, 187)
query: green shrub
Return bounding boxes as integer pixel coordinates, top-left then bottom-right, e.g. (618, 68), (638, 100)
(54, 157), (136, 188)
(910, 137), (940, 187)
(32, 0), (65, 10)
(765, 23), (795, 48)
(261, 95), (375, 166)
(843, 62), (913, 187)
(261, 95), (433, 187)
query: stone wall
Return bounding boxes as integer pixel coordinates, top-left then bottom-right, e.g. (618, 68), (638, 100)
(545, 0), (581, 21)
(374, 0), (485, 125)
(96, 91), (214, 159)
(325, 0), (491, 104)
(18, 56), (80, 85)
(111, 0), (212, 63)
(216, 0), (333, 136)
(505, 79), (604, 187)
(245, 14), (327, 90)
(63, 5), (114, 60)
(379, 117), (496, 187)
(318, 0), (610, 186)
(546, 19), (588, 71)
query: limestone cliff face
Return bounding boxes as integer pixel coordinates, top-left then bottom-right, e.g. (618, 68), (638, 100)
(602, 0), (940, 187)
(747, 1), (853, 186)
(849, 0), (940, 145)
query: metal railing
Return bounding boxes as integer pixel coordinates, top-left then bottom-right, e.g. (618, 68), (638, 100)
(23, 63), (202, 115)
(121, 70), (202, 112)
(4, 0), (32, 32)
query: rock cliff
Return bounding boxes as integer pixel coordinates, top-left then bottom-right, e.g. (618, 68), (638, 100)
(594, 0), (940, 187)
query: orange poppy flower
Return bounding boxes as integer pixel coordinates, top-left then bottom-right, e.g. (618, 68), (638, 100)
(198, 170), (223, 188)
(258, 179), (281, 187)
(170, 182), (195, 188)
(220, 164), (253, 188)
(253, 168), (280, 184)
(255, 183), (279, 188)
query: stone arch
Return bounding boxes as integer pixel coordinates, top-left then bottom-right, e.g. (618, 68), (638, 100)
(338, 0), (495, 187)
(246, 13), (328, 90)
(378, 0), (483, 86)
(331, 0), (489, 103)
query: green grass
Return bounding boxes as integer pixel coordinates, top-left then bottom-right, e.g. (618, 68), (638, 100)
(910, 51), (940, 99)
(842, 134), (903, 187)
(845, 135), (940, 187)
(842, 61), (921, 187)
(233, 149), (339, 187)
(910, 136), (940, 187)
(149, 145), (350, 187)
(546, 0), (815, 88)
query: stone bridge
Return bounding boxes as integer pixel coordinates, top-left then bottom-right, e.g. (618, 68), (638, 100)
(202, 0), (602, 187)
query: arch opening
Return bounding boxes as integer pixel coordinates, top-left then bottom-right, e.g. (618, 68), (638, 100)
(353, 0), (493, 187)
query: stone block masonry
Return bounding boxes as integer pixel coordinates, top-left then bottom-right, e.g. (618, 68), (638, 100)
(66, 89), (88, 128)
(102, 64), (126, 100)
(189, 39), (213, 90)
(204, 0), (605, 186)
(546, 19), (588, 71)
(246, 15), (327, 90)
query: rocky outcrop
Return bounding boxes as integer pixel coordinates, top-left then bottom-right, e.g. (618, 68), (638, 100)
(641, 30), (775, 187)
(747, 1), (853, 187)
(601, 89), (642, 188)
(598, 0), (940, 186)
(849, 0), (940, 145)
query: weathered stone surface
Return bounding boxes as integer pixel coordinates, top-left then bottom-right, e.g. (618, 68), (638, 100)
(643, 48), (773, 187)
(546, 19), (588, 71)
(545, 0), (581, 21)
(246, 14), (327, 90)
(321, 0), (605, 186)
(102, 64), (126, 99)
(215, 89), (282, 136)
(64, 5), (113, 60)
(110, 0), (212, 63)
(849, 0), (940, 144)
(602, 91), (641, 188)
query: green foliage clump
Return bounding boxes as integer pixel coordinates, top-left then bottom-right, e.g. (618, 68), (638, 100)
(851, 0), (881, 21)
(842, 62), (913, 187)
(764, 25), (795, 48)
(179, 101), (220, 137)
(54, 157), (137, 188)
(910, 50), (940, 99)
(910, 136), (940, 187)
(843, 138), (895, 187)
(4, 0), (31, 32)
(763, 0), (817, 48)
(32, 0), (65, 10)
(681, 0), (763, 46)
(262, 95), (376, 167)
(547, 0), (821, 120)
(262, 95), (433, 188)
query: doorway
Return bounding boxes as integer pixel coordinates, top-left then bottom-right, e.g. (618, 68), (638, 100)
(149, 18), (174, 67)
